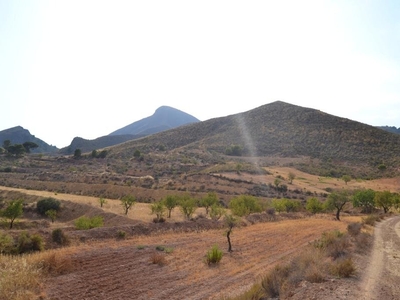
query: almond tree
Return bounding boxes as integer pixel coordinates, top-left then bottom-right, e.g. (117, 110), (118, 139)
(120, 195), (136, 215)
(326, 191), (350, 221)
(2, 200), (23, 229)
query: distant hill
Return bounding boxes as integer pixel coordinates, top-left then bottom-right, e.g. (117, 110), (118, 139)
(109, 106), (200, 136)
(0, 126), (58, 153)
(60, 106), (200, 154)
(378, 126), (400, 135)
(109, 101), (400, 178)
(59, 134), (145, 155)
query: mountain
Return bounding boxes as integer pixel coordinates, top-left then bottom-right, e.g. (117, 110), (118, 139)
(109, 101), (400, 178)
(60, 106), (200, 154)
(109, 106), (200, 136)
(58, 134), (146, 155)
(378, 126), (400, 135)
(0, 126), (58, 153)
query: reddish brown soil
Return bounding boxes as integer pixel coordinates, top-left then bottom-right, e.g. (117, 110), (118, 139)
(43, 217), (357, 300)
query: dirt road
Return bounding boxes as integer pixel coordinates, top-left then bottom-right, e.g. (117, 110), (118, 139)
(361, 215), (400, 299)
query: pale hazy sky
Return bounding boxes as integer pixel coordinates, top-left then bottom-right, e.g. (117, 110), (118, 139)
(1, 0), (399, 148)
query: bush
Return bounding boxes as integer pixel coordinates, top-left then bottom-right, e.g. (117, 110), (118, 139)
(74, 216), (104, 230)
(37, 198), (61, 215)
(150, 252), (167, 266)
(261, 264), (290, 298)
(347, 222), (362, 236)
(362, 214), (382, 226)
(305, 197), (324, 214)
(17, 232), (44, 254)
(51, 228), (70, 246)
(330, 258), (356, 278)
(117, 230), (127, 239)
(206, 245), (223, 265)
(0, 233), (14, 254)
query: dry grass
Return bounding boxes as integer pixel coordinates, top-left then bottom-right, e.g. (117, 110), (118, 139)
(0, 255), (43, 300)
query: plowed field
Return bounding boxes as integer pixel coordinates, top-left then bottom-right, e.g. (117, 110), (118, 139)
(44, 217), (358, 300)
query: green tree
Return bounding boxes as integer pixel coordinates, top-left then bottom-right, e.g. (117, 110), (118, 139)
(2, 140), (11, 150)
(37, 198), (61, 215)
(326, 191), (350, 221)
(7, 144), (26, 156)
(374, 190), (393, 213)
(341, 175), (351, 185)
(151, 201), (166, 222)
(305, 197), (324, 214)
(74, 149), (82, 158)
(352, 189), (376, 213)
(22, 142), (38, 153)
(163, 195), (178, 218)
(2, 200), (23, 229)
(200, 192), (218, 215)
(271, 198), (300, 213)
(179, 195), (197, 220)
(210, 204), (225, 221)
(224, 214), (237, 252)
(45, 209), (57, 223)
(229, 195), (262, 217)
(91, 150), (98, 158)
(120, 195), (136, 215)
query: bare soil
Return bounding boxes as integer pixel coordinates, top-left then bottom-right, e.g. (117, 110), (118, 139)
(43, 217), (358, 300)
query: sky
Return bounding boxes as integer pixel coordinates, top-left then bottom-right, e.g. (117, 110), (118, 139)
(1, 0), (400, 148)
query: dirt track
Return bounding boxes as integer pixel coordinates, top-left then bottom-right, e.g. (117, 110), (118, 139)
(43, 218), (352, 300)
(361, 215), (400, 299)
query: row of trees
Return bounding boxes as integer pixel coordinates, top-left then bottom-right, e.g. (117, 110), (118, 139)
(1, 140), (38, 156)
(271, 189), (400, 221)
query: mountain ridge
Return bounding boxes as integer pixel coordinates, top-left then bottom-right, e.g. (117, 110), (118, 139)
(108, 101), (400, 178)
(0, 126), (58, 153)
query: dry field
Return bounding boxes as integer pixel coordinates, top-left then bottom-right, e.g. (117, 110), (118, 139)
(43, 217), (359, 300)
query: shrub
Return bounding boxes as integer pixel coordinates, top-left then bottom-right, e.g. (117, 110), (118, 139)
(155, 245), (165, 251)
(206, 245), (223, 265)
(37, 251), (73, 275)
(51, 228), (70, 246)
(362, 214), (381, 226)
(17, 232), (44, 254)
(150, 252), (167, 266)
(117, 230), (127, 239)
(261, 264), (290, 298)
(347, 222), (362, 236)
(305, 197), (324, 214)
(0, 233), (14, 254)
(74, 216), (104, 230)
(37, 198), (61, 215)
(330, 258), (356, 278)
(354, 232), (373, 253)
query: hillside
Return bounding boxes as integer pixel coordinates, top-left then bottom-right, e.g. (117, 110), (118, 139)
(109, 101), (400, 178)
(58, 134), (145, 155)
(0, 126), (58, 153)
(109, 106), (200, 136)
